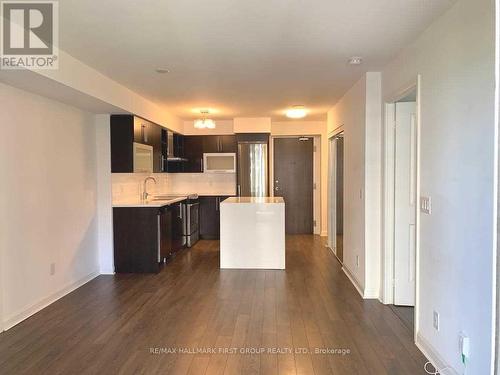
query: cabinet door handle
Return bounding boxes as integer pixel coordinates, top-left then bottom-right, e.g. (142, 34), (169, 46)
(157, 214), (161, 262)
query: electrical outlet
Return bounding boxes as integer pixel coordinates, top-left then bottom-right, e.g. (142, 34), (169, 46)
(433, 311), (439, 331)
(50, 262), (56, 276)
(420, 196), (432, 214)
(355, 255), (360, 267)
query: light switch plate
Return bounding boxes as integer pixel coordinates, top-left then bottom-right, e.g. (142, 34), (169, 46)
(420, 196), (432, 214)
(433, 310), (439, 331)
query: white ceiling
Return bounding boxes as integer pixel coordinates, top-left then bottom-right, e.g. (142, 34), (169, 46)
(59, 0), (454, 120)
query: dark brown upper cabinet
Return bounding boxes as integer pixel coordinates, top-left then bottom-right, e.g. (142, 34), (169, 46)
(169, 135), (236, 173)
(203, 135), (237, 153)
(202, 136), (219, 153)
(112, 130), (238, 174)
(220, 135), (237, 153)
(183, 136), (204, 173)
(149, 124), (163, 172)
(110, 115), (164, 173)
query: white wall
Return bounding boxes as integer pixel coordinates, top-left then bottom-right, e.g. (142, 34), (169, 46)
(327, 74), (381, 297)
(496, 1), (500, 373)
(95, 115), (114, 274)
(364, 73), (382, 298)
(0, 49), (183, 133)
(183, 120), (234, 135)
(381, 0), (496, 373)
(0, 82), (100, 329)
(234, 117), (271, 133)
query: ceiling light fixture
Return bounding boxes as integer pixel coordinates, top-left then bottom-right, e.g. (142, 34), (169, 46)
(348, 56), (363, 65)
(194, 110), (216, 129)
(286, 105), (307, 119)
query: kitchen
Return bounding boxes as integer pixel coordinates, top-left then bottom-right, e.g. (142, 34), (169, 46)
(110, 114), (285, 273)
(0, 0), (487, 372)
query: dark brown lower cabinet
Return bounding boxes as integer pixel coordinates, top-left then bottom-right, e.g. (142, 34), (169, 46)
(113, 204), (183, 273)
(170, 202), (185, 251)
(199, 196), (230, 239)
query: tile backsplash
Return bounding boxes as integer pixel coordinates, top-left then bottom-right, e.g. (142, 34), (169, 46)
(112, 173), (236, 202)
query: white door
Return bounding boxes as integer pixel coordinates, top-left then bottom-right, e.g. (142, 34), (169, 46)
(394, 102), (417, 306)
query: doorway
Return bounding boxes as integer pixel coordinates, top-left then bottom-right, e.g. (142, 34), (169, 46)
(328, 132), (344, 263)
(273, 137), (314, 234)
(394, 99), (417, 308)
(383, 84), (419, 334)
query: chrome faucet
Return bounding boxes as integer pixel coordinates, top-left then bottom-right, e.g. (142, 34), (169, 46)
(142, 177), (157, 201)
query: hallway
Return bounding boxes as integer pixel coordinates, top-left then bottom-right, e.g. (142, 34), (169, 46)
(0, 236), (428, 374)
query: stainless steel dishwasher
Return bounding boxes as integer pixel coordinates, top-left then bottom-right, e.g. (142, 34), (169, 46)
(181, 194), (200, 247)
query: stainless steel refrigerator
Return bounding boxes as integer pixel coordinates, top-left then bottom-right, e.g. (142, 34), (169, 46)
(237, 141), (268, 197)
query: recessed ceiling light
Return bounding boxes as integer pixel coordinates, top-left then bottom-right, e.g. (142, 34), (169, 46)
(155, 68), (170, 74)
(286, 105), (307, 119)
(348, 57), (362, 65)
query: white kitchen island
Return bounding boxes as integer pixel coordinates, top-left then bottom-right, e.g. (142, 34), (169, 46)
(220, 197), (285, 269)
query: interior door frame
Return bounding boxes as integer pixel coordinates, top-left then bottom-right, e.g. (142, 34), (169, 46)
(270, 135), (320, 234)
(327, 136), (336, 251)
(327, 127), (344, 261)
(381, 75), (421, 342)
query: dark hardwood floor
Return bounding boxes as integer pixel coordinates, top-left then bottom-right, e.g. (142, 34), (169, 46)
(336, 234), (343, 263)
(0, 236), (428, 374)
(389, 305), (415, 333)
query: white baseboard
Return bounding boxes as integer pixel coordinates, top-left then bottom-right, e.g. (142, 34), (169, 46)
(341, 266), (379, 300)
(99, 267), (115, 275)
(325, 244), (336, 256)
(320, 231), (328, 237)
(2, 271), (100, 331)
(416, 332), (459, 375)
(342, 266), (364, 298)
(363, 287), (379, 299)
